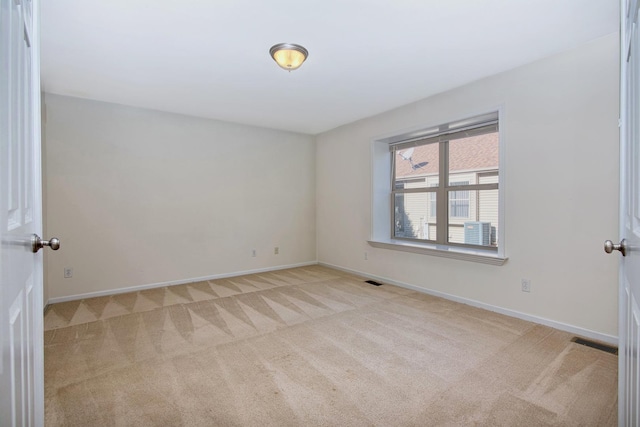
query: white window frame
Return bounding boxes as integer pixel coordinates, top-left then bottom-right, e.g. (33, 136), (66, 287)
(369, 109), (507, 265)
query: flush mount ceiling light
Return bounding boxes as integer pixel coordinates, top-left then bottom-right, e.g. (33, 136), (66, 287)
(269, 43), (308, 71)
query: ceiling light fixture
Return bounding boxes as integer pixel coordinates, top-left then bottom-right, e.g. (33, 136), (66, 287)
(269, 43), (308, 71)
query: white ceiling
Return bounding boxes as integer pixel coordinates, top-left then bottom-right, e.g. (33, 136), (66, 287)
(41, 0), (619, 135)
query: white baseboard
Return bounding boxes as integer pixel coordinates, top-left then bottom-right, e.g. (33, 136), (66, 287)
(46, 259), (618, 347)
(46, 261), (318, 306)
(319, 262), (619, 347)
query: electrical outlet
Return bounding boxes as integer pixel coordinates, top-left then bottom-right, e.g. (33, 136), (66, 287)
(274, 247), (279, 255)
(521, 279), (531, 293)
(64, 268), (73, 278)
(364, 252), (368, 260)
(252, 249), (257, 257)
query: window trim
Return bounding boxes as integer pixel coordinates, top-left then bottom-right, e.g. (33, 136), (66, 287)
(367, 239), (507, 265)
(390, 117), (499, 249)
(370, 108), (507, 265)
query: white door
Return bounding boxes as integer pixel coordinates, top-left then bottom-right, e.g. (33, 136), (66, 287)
(617, 0), (640, 424)
(0, 0), (47, 425)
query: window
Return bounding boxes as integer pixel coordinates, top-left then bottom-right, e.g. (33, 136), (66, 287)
(389, 112), (500, 251)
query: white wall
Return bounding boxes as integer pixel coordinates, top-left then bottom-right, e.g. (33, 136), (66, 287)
(316, 33), (620, 339)
(43, 94), (316, 301)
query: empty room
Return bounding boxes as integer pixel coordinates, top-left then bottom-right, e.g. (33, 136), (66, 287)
(2, 0), (636, 426)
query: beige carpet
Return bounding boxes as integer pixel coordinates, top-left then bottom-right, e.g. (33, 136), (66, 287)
(44, 266), (617, 426)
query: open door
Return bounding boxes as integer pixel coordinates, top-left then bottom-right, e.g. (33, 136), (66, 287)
(0, 0), (54, 425)
(614, 0), (640, 424)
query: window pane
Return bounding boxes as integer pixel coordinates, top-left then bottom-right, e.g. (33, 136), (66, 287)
(449, 181), (469, 218)
(447, 189), (498, 247)
(394, 143), (439, 189)
(448, 132), (498, 185)
(394, 193), (435, 240)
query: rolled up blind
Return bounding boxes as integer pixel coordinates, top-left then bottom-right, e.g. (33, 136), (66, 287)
(388, 111), (498, 152)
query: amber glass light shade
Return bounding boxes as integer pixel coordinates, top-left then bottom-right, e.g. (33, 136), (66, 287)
(269, 43), (308, 71)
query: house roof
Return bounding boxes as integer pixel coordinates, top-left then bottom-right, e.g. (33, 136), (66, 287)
(395, 133), (499, 179)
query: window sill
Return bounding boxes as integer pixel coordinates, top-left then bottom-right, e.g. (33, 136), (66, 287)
(367, 239), (507, 266)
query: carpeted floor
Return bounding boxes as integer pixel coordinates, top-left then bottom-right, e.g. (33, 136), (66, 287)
(44, 265), (617, 426)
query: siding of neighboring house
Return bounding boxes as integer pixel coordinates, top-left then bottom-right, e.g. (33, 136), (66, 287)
(478, 173), (499, 245)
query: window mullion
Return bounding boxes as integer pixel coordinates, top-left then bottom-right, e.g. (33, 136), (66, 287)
(475, 171), (480, 222)
(443, 183), (498, 192)
(390, 149), (396, 191)
(390, 152), (396, 239)
(437, 141), (448, 244)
